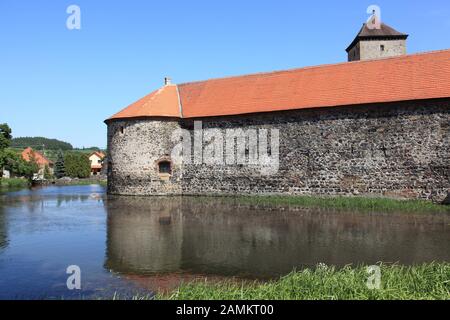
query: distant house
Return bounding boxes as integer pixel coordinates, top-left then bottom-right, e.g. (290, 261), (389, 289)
(21, 147), (54, 178)
(89, 151), (106, 175)
(2, 169), (10, 179)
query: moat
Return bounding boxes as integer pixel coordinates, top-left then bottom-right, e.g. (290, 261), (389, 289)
(0, 185), (449, 299)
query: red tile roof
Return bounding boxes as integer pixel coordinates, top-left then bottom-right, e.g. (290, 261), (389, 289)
(107, 49), (450, 121)
(21, 147), (53, 166)
(89, 151), (106, 159)
(109, 85), (181, 119)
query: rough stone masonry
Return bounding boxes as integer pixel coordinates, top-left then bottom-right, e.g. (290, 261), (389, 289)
(107, 100), (450, 202)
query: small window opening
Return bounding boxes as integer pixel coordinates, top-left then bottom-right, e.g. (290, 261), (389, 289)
(158, 161), (172, 174)
(380, 45), (385, 52)
(120, 126), (124, 134)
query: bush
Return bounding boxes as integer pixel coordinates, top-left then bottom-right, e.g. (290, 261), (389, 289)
(0, 178), (30, 189)
(64, 152), (91, 178)
(43, 164), (53, 180)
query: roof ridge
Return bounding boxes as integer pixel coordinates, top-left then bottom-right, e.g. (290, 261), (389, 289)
(175, 85), (184, 118)
(177, 49), (450, 87)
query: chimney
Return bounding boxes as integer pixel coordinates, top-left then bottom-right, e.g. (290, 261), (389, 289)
(164, 77), (172, 86)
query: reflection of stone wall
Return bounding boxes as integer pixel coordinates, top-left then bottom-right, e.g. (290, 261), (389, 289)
(107, 100), (450, 201)
(104, 197), (183, 274)
(105, 197), (450, 277)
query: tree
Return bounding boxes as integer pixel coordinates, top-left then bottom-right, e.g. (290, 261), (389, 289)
(0, 124), (12, 150)
(2, 149), (38, 179)
(43, 165), (53, 180)
(64, 152), (91, 178)
(54, 150), (66, 178)
(0, 123), (13, 177)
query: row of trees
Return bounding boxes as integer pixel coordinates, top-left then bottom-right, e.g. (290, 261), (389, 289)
(10, 137), (73, 151)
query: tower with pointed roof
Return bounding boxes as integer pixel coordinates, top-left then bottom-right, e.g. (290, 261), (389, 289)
(346, 22), (408, 61)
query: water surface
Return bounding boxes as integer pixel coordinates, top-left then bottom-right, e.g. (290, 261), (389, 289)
(0, 185), (449, 299)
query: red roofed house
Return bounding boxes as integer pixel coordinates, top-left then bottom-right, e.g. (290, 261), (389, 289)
(104, 20), (450, 202)
(22, 147), (54, 178)
(89, 151), (106, 175)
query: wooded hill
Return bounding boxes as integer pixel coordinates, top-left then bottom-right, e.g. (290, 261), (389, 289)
(11, 137), (73, 151)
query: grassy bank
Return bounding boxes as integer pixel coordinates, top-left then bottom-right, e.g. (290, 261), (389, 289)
(55, 179), (107, 187)
(0, 178), (30, 190)
(233, 195), (450, 213)
(158, 263), (450, 300)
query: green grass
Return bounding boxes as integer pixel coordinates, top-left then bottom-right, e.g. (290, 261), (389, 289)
(57, 179), (107, 187)
(0, 178), (30, 190)
(231, 195), (450, 213)
(157, 263), (450, 300)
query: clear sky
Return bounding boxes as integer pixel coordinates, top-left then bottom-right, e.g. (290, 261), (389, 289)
(1, 0), (449, 148)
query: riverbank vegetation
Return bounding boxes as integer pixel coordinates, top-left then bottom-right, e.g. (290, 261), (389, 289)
(1, 124), (39, 182)
(233, 195), (450, 213)
(0, 177), (30, 190)
(158, 263), (450, 300)
(53, 178), (107, 187)
(63, 152), (91, 178)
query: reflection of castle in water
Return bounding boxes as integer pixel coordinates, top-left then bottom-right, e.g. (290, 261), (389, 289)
(105, 197), (183, 274)
(104, 197), (450, 278)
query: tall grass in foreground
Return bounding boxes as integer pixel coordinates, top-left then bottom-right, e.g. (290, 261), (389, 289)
(233, 195), (450, 213)
(158, 263), (450, 300)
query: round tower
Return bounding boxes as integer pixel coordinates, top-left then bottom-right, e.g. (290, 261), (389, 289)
(105, 82), (183, 195)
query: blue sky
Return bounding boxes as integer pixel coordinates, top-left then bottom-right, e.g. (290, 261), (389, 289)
(0, 0), (449, 148)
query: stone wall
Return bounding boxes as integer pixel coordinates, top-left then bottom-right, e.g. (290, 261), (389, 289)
(360, 39), (406, 60)
(107, 119), (183, 195)
(347, 42), (361, 62)
(348, 39), (406, 62)
(106, 99), (450, 201)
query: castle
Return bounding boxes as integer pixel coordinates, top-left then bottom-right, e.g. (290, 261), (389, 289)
(105, 21), (450, 202)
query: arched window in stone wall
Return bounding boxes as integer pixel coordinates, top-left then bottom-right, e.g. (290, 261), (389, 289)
(158, 161), (171, 174)
(156, 157), (172, 180)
